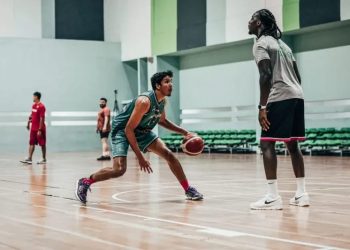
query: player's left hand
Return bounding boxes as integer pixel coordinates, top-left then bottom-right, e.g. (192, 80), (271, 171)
(102, 128), (107, 133)
(37, 130), (42, 137)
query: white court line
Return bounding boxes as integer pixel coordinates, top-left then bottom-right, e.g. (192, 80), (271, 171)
(74, 205), (347, 250)
(0, 214), (137, 250)
(34, 205), (227, 245)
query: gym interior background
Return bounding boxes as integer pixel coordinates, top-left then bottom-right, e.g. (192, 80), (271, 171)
(0, 0), (349, 153)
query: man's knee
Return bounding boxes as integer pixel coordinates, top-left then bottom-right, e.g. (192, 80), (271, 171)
(112, 157), (127, 177)
(260, 141), (275, 153)
(286, 141), (299, 154)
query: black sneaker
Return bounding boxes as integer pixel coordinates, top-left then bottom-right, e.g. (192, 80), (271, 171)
(185, 186), (203, 201)
(75, 178), (91, 204)
(97, 155), (111, 161)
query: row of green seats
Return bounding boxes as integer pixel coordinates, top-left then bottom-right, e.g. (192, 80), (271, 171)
(195, 129), (255, 135)
(161, 129), (256, 141)
(306, 133), (350, 140)
(306, 128), (350, 134)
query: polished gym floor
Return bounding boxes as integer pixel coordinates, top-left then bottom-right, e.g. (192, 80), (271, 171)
(0, 152), (349, 249)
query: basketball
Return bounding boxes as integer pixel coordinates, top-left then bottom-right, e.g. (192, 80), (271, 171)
(181, 136), (204, 156)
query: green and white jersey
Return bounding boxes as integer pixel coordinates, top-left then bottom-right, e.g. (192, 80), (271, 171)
(112, 91), (165, 132)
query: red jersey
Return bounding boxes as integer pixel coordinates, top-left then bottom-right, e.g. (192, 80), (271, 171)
(31, 102), (46, 131)
(97, 107), (111, 131)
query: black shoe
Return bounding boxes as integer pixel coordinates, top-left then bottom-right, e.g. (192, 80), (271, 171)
(75, 178), (91, 204)
(97, 155), (111, 161)
(185, 186), (203, 201)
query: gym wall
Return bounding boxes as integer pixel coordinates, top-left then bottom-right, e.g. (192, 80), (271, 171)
(0, 39), (134, 153)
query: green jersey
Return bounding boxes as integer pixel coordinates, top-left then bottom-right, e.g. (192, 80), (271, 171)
(112, 91), (166, 132)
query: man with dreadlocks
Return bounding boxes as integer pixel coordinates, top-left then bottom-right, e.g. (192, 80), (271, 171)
(248, 9), (309, 210)
(75, 71), (203, 204)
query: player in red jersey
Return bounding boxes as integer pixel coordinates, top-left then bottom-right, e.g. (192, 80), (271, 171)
(20, 92), (47, 164)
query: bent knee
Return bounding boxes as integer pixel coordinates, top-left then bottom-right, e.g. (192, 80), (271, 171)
(112, 158), (127, 177)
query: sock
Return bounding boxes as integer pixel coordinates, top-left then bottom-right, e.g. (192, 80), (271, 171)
(296, 177), (306, 196)
(267, 179), (278, 198)
(180, 180), (189, 191)
(83, 176), (95, 185)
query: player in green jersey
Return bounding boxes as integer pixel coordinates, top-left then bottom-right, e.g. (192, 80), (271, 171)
(75, 71), (203, 203)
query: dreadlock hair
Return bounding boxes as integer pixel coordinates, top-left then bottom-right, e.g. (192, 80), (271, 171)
(256, 9), (282, 39)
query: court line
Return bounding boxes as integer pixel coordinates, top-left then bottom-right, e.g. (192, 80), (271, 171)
(33, 205), (239, 248)
(0, 215), (138, 250)
(74, 204), (347, 250)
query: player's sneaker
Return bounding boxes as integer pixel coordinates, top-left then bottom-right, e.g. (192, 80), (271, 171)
(289, 193), (310, 207)
(37, 159), (47, 164)
(20, 158), (32, 164)
(250, 195), (283, 210)
(75, 178), (91, 204)
(185, 186), (203, 200)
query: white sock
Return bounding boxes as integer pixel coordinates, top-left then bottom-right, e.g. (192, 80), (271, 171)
(296, 177), (306, 196)
(267, 179), (278, 198)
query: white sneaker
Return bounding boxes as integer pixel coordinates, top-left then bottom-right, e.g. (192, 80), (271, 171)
(250, 195), (283, 210)
(289, 193), (310, 207)
(20, 158), (32, 164)
(37, 159), (47, 164)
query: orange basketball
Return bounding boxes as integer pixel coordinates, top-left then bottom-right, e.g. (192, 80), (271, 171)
(181, 136), (204, 156)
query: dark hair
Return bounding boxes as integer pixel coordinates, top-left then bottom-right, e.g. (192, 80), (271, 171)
(33, 91), (41, 100)
(256, 9), (282, 39)
(151, 70), (173, 90)
(100, 97), (107, 102)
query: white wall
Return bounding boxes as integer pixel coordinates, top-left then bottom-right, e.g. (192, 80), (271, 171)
(179, 44), (350, 131)
(341, 0), (350, 20)
(179, 60), (257, 130)
(225, 0), (265, 43)
(104, 0), (152, 61)
(296, 45), (350, 101)
(0, 38), (134, 153)
(104, 0), (122, 42)
(0, 0), (42, 38)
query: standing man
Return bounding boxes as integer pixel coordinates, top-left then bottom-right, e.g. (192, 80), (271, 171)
(96, 97), (111, 161)
(75, 71), (203, 203)
(248, 9), (309, 209)
(20, 92), (47, 164)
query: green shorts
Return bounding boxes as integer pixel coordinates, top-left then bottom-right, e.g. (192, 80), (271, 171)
(111, 129), (158, 157)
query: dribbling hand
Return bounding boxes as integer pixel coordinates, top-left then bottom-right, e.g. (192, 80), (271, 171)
(138, 157), (153, 174)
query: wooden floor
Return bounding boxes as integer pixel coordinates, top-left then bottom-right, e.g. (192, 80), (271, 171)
(0, 151), (349, 250)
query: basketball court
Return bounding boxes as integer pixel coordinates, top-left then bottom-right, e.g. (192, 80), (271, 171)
(1, 0), (350, 249)
(0, 152), (349, 249)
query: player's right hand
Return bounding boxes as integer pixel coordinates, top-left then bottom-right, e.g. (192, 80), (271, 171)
(138, 157), (153, 174)
(259, 109), (270, 131)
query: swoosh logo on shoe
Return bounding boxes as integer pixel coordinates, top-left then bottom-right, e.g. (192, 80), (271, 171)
(265, 199), (276, 204)
(295, 195), (303, 200)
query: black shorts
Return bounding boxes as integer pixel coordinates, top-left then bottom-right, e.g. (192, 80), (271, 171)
(261, 98), (305, 142)
(100, 131), (110, 139)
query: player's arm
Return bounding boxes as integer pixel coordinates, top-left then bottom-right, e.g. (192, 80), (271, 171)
(293, 61), (301, 85)
(158, 111), (194, 138)
(103, 109), (110, 132)
(257, 59), (273, 131)
(27, 114), (32, 130)
(38, 107), (45, 136)
(125, 97), (153, 173)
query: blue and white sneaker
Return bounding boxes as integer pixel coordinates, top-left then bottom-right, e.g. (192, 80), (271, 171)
(75, 178), (91, 204)
(185, 186), (203, 200)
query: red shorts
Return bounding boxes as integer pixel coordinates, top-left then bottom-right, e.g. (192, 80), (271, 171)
(30, 130), (46, 146)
